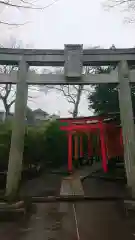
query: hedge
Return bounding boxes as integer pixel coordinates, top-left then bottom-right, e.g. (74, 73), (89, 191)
(0, 120), (68, 171)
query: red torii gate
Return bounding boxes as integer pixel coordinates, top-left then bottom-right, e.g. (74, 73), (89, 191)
(59, 116), (123, 173)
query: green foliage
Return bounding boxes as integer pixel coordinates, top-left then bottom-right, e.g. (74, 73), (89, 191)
(0, 120), (68, 171)
(0, 122), (12, 169)
(89, 83), (119, 115)
(44, 121), (68, 168)
(23, 126), (46, 167)
(88, 67), (135, 115)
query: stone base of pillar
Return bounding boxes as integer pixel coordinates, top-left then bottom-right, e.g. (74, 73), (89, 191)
(124, 166), (135, 198)
(124, 199), (135, 217)
(130, 166), (135, 198)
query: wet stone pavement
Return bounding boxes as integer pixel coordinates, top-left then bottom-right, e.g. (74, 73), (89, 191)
(0, 203), (77, 240)
(1, 173), (135, 240)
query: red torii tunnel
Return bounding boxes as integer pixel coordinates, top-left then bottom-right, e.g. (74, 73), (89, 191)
(59, 116), (123, 173)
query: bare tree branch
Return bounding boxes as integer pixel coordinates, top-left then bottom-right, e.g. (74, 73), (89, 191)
(0, 20), (29, 26)
(8, 98), (15, 107)
(68, 109), (73, 115)
(9, 90), (16, 101)
(103, 0), (135, 22)
(0, 38), (41, 119)
(0, 0), (59, 10)
(43, 65), (94, 117)
(105, 0), (129, 8)
(42, 58), (96, 117)
(0, 0), (60, 25)
(45, 84), (88, 117)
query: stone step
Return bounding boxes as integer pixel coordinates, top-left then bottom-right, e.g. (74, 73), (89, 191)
(59, 175), (84, 213)
(71, 177), (84, 196)
(60, 178), (73, 196)
(60, 176), (84, 196)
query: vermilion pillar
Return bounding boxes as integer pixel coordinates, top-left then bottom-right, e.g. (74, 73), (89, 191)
(80, 135), (83, 158)
(99, 123), (107, 172)
(68, 132), (72, 172)
(74, 135), (78, 160)
(88, 133), (92, 158)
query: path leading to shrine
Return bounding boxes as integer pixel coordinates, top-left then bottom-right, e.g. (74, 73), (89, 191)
(0, 172), (135, 240)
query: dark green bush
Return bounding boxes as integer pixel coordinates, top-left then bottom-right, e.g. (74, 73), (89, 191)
(43, 121), (68, 168)
(0, 122), (12, 170)
(0, 120), (68, 171)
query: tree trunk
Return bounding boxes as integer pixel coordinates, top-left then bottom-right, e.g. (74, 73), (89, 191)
(72, 85), (84, 118)
(3, 101), (10, 120)
(5, 106), (10, 119)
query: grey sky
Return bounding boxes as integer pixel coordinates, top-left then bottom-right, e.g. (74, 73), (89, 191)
(0, 0), (135, 117)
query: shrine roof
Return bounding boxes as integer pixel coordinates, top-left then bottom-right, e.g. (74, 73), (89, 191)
(59, 114), (119, 123)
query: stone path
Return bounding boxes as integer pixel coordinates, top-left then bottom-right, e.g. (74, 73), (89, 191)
(1, 172), (135, 240)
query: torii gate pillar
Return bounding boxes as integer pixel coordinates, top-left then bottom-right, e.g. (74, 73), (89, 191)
(118, 60), (135, 195)
(6, 58), (28, 199)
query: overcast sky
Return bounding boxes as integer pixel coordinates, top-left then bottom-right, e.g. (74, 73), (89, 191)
(0, 0), (135, 117)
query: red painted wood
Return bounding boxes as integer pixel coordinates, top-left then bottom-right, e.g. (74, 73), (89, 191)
(80, 135), (83, 158)
(60, 117), (124, 173)
(74, 135), (78, 160)
(59, 116), (104, 123)
(68, 133), (72, 172)
(104, 126), (123, 159)
(60, 124), (101, 132)
(99, 123), (107, 173)
(87, 134), (93, 158)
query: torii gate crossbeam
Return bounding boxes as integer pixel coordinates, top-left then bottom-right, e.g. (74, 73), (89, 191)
(0, 47), (135, 66)
(1, 44), (135, 199)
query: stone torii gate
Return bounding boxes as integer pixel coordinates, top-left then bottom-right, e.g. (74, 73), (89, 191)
(0, 44), (135, 198)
